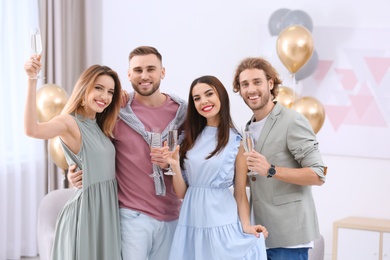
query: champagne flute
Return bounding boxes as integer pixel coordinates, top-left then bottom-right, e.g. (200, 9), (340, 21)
(30, 27), (43, 79)
(164, 129), (178, 175)
(242, 129), (257, 176)
(149, 127), (162, 178)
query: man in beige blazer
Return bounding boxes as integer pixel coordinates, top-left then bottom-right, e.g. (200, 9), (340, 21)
(233, 57), (327, 260)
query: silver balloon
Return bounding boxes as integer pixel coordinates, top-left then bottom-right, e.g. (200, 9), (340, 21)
(281, 10), (313, 32)
(296, 50), (319, 81)
(268, 8), (291, 36)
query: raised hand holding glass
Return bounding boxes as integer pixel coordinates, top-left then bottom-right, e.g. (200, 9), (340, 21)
(242, 129), (257, 176)
(164, 129), (178, 175)
(30, 28), (44, 79)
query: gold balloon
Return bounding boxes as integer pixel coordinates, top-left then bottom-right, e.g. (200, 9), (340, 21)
(291, 96), (325, 134)
(48, 136), (68, 170)
(275, 86), (298, 108)
(36, 84), (68, 122)
(276, 25), (314, 74)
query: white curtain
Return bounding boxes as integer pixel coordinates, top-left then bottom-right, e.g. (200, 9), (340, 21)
(0, 0), (46, 259)
(37, 0), (101, 191)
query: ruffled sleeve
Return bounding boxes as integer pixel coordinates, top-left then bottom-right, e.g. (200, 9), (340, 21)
(214, 130), (241, 187)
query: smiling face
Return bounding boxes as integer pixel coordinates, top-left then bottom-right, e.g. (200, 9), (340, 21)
(128, 54), (165, 97)
(192, 83), (221, 126)
(238, 68), (273, 112)
(83, 75), (115, 118)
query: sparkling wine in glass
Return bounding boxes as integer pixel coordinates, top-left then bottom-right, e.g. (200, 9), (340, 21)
(164, 129), (178, 175)
(30, 28), (43, 79)
(242, 129), (257, 176)
(149, 127), (162, 178)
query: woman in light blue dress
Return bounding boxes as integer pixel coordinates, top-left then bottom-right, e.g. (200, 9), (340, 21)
(163, 75), (268, 260)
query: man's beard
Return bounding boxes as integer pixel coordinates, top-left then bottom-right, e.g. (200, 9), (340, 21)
(132, 81), (161, 97)
(244, 90), (271, 112)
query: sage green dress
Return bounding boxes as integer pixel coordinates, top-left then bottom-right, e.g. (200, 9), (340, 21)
(51, 115), (121, 260)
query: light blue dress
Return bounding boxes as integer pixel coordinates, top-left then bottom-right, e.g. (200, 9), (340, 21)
(169, 126), (267, 260)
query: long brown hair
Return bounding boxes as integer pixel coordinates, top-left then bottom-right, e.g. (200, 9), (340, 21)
(61, 65), (122, 137)
(232, 57), (282, 99)
(180, 75), (235, 169)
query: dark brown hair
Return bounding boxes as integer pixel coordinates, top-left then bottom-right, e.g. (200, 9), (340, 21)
(180, 75), (235, 168)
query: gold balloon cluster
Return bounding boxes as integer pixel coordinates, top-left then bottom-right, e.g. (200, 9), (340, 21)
(275, 86), (325, 134)
(272, 20), (325, 134)
(36, 84), (69, 170)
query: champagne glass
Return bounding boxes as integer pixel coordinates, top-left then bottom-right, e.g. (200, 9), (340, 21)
(149, 127), (162, 178)
(30, 27), (43, 79)
(242, 129), (257, 176)
(164, 129), (178, 175)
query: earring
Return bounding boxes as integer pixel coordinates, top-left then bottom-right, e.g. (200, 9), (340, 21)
(81, 100), (85, 107)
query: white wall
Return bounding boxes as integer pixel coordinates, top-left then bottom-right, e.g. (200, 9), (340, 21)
(314, 155), (390, 258)
(101, 1), (390, 258)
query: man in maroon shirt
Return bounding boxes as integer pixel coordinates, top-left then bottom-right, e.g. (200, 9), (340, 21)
(69, 46), (187, 260)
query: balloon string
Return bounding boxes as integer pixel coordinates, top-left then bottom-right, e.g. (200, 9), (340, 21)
(292, 73), (296, 96)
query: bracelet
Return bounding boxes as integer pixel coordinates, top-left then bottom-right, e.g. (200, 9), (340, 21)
(162, 164), (170, 172)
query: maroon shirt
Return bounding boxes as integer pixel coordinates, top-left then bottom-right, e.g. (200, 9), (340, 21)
(112, 96), (181, 221)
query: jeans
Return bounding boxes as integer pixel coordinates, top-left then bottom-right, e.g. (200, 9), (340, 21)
(120, 208), (177, 260)
(267, 247), (309, 260)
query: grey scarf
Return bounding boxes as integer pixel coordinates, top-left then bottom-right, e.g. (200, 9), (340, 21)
(119, 92), (187, 196)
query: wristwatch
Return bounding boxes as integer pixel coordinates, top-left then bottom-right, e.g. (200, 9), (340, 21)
(267, 164), (276, 178)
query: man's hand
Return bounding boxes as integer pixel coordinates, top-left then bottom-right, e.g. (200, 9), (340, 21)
(120, 90), (129, 107)
(150, 147), (169, 169)
(68, 164), (83, 189)
(244, 150), (270, 177)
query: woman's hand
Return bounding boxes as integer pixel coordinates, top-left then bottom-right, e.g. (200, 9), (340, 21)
(242, 224), (268, 238)
(161, 141), (180, 168)
(24, 55), (42, 79)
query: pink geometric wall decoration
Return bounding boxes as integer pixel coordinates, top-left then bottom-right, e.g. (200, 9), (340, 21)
(349, 95), (374, 118)
(299, 26), (390, 159)
(334, 69), (358, 90)
(357, 82), (372, 95)
(360, 102), (387, 127)
(323, 105), (350, 131)
(314, 60), (333, 81)
(344, 101), (387, 127)
(364, 57), (390, 85)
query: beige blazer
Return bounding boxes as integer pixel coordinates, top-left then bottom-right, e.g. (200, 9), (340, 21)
(249, 102), (326, 248)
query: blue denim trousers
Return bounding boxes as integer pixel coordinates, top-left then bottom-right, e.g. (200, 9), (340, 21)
(267, 247), (309, 260)
(119, 208), (177, 260)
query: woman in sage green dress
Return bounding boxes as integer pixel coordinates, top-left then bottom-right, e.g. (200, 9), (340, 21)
(24, 55), (122, 259)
